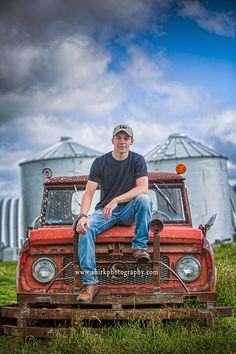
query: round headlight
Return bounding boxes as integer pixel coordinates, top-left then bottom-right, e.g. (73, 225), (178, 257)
(32, 258), (57, 283)
(176, 256), (201, 282)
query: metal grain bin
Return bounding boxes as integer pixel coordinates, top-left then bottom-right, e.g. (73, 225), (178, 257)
(145, 133), (233, 244)
(19, 137), (102, 237)
(0, 197), (21, 260)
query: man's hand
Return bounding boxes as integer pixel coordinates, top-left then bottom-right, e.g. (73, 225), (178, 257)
(76, 216), (89, 234)
(103, 199), (118, 219)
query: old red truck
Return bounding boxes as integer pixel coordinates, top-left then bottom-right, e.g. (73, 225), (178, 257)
(0, 166), (232, 337)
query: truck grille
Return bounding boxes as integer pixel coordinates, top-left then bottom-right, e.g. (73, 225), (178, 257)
(63, 255), (169, 285)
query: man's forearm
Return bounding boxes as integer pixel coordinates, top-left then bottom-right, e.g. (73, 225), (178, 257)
(80, 192), (93, 215)
(113, 185), (147, 204)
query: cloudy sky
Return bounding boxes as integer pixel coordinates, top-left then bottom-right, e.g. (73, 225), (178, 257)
(0, 0), (235, 199)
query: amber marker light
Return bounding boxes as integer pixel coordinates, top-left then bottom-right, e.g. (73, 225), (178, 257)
(176, 163), (187, 174)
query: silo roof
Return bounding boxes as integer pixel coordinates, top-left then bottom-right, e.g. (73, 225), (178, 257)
(145, 133), (227, 161)
(20, 137), (103, 164)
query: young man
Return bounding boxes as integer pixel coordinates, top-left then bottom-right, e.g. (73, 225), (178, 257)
(75, 124), (153, 303)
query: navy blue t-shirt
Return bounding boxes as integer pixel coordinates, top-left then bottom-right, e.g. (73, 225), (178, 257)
(88, 151), (148, 209)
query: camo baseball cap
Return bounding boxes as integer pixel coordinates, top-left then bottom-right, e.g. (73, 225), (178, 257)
(112, 124), (133, 137)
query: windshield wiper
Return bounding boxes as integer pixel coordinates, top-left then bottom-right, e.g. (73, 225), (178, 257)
(153, 183), (177, 215)
(73, 185), (81, 206)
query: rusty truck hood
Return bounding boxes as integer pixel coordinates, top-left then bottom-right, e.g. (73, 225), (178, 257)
(30, 225), (203, 245)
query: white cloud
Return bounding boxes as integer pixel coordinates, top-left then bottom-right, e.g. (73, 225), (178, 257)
(0, 35), (124, 123)
(4, 43), (214, 135)
(0, 43), (40, 91)
(150, 81), (206, 115)
(40, 36), (111, 89)
(124, 47), (168, 84)
(121, 47), (219, 120)
(1, 43), (235, 199)
(123, 120), (182, 153)
(193, 108), (236, 145)
(179, 0), (236, 38)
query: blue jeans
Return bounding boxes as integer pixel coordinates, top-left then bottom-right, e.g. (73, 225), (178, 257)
(78, 194), (153, 284)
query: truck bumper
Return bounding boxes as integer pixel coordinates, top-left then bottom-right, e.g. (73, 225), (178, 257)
(0, 292), (232, 338)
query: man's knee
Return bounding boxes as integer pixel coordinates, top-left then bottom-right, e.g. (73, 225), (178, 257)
(79, 227), (96, 243)
(134, 194), (152, 208)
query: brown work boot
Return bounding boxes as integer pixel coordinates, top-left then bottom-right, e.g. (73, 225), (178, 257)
(133, 249), (150, 263)
(77, 284), (99, 304)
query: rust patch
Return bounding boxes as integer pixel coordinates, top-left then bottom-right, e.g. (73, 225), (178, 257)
(1, 303), (232, 338)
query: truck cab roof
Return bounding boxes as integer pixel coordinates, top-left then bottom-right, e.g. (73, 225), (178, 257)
(44, 172), (184, 186)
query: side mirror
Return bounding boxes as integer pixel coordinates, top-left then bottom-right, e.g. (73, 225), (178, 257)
(198, 213), (217, 237)
(30, 216), (41, 229)
(205, 213), (217, 231)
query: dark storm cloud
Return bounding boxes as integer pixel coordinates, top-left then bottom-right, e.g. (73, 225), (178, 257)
(0, 0), (172, 124)
(0, 0), (170, 42)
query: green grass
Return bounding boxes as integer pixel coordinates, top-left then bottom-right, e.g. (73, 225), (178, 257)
(215, 243), (236, 309)
(0, 261), (17, 305)
(0, 244), (236, 354)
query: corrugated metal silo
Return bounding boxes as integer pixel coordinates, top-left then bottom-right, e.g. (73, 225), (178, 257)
(145, 133), (233, 244)
(0, 197), (22, 260)
(230, 187), (236, 235)
(19, 137), (103, 237)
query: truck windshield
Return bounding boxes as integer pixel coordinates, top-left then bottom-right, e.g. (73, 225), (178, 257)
(44, 185), (187, 225)
(44, 188), (100, 225)
(148, 185), (187, 223)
